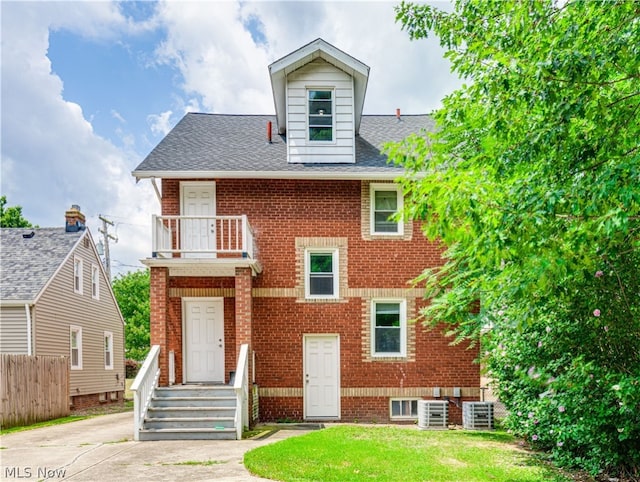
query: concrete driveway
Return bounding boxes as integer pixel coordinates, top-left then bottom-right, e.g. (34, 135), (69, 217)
(1, 411), (314, 481)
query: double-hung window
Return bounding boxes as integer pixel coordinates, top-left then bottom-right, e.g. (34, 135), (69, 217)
(372, 299), (407, 357)
(371, 184), (403, 235)
(73, 257), (83, 294)
(91, 264), (100, 300)
(306, 249), (339, 299)
(308, 90), (333, 141)
(104, 332), (113, 369)
(70, 326), (83, 370)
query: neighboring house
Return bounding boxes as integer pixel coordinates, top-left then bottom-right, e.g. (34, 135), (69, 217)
(0, 205), (125, 410)
(132, 39), (479, 431)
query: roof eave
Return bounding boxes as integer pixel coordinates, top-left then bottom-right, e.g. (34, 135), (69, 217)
(132, 169), (405, 181)
(0, 299), (36, 307)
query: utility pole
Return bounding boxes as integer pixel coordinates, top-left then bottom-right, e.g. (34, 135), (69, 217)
(98, 215), (118, 281)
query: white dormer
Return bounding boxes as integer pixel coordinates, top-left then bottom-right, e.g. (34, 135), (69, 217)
(269, 38), (370, 164)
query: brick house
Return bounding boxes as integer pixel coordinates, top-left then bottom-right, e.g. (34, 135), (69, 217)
(132, 39), (479, 438)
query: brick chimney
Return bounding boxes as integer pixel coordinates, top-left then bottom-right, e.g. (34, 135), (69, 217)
(65, 204), (86, 232)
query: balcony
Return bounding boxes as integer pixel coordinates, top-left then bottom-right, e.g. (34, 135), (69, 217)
(144, 215), (261, 276)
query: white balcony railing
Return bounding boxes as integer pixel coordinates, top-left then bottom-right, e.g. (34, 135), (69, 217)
(152, 215), (255, 259)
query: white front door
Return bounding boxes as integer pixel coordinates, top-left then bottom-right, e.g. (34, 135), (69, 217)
(304, 335), (340, 419)
(181, 182), (216, 258)
(184, 299), (224, 383)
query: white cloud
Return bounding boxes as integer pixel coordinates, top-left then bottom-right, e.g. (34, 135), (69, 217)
(153, 1), (273, 113)
(0, 1), (156, 276)
(111, 109), (126, 123)
(147, 110), (174, 136)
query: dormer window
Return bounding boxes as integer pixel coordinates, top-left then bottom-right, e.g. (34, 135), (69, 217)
(308, 90), (333, 141)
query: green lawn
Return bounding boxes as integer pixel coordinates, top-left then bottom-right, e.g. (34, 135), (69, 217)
(244, 425), (571, 482)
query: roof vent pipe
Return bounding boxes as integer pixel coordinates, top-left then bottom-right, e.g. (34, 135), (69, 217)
(267, 121), (273, 144)
(396, 108), (401, 121)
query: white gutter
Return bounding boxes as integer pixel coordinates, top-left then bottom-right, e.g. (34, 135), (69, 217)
(24, 304), (32, 355)
(150, 177), (162, 205)
(132, 170), (407, 181)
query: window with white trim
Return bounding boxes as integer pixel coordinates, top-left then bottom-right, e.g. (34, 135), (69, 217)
(305, 249), (339, 299)
(70, 326), (83, 370)
(371, 299), (407, 357)
(308, 90), (333, 141)
(73, 257), (83, 294)
(91, 264), (100, 300)
(390, 398), (419, 419)
(104, 331), (113, 369)
(370, 184), (404, 235)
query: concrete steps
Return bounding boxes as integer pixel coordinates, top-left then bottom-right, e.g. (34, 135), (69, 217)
(139, 385), (238, 441)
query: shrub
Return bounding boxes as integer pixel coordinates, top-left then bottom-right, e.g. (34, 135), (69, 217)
(486, 251), (640, 477)
(125, 358), (140, 379)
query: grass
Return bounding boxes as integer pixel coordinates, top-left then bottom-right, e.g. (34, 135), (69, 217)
(244, 425), (571, 482)
(1, 415), (89, 435)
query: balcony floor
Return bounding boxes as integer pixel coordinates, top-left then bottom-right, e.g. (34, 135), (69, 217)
(142, 257), (262, 277)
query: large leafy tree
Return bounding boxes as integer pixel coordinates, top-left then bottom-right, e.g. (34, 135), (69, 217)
(0, 196), (34, 228)
(389, 0), (639, 476)
(112, 269), (150, 362)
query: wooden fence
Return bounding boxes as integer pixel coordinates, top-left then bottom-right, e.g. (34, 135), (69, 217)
(1, 354), (69, 428)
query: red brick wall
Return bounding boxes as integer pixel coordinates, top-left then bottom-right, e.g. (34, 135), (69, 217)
(70, 391), (124, 411)
(156, 178), (479, 423)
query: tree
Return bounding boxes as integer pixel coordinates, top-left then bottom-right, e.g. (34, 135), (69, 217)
(112, 269), (150, 362)
(389, 0), (639, 476)
(0, 196), (34, 227)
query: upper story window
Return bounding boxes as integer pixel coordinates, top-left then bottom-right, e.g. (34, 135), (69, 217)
(305, 249), (339, 299)
(70, 326), (83, 370)
(104, 331), (113, 370)
(372, 299), (407, 357)
(91, 264), (100, 300)
(73, 257), (83, 294)
(371, 184), (404, 235)
(308, 90), (333, 142)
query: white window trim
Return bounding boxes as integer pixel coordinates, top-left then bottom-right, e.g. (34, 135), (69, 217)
(73, 256), (83, 295)
(70, 325), (83, 370)
(305, 248), (339, 300)
(91, 264), (100, 300)
(371, 299), (407, 358)
(307, 88), (335, 144)
(390, 398), (420, 420)
(104, 331), (114, 370)
(370, 183), (404, 236)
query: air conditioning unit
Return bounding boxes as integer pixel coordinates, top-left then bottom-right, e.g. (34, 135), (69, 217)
(463, 402), (495, 430)
(418, 400), (448, 430)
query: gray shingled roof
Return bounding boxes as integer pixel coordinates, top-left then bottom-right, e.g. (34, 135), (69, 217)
(0, 228), (84, 302)
(133, 113), (434, 177)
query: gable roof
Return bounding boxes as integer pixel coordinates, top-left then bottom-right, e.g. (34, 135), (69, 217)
(132, 113), (434, 180)
(269, 38), (370, 136)
(0, 228), (84, 303)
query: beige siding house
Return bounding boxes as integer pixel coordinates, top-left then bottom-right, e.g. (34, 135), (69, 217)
(0, 206), (125, 409)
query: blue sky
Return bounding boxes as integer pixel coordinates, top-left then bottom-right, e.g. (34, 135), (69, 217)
(1, 1), (461, 276)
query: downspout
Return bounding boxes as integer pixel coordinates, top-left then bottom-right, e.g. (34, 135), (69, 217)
(24, 304), (32, 355)
(150, 177), (162, 205)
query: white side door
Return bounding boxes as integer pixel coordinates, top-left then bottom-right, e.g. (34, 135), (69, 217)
(181, 182), (216, 258)
(304, 335), (340, 419)
(184, 299), (224, 383)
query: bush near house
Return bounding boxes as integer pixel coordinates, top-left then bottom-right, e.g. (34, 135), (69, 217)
(390, 0), (640, 477)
